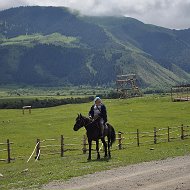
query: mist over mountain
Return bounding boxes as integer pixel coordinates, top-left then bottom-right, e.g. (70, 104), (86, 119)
(0, 6), (190, 89)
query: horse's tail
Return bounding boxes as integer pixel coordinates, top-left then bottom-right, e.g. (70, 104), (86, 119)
(108, 124), (116, 147)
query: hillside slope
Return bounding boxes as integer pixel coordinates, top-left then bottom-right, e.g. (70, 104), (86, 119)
(0, 6), (190, 88)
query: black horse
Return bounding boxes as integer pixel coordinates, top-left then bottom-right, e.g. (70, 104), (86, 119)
(73, 114), (116, 160)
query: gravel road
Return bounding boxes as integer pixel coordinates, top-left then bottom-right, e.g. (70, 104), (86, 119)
(42, 155), (190, 190)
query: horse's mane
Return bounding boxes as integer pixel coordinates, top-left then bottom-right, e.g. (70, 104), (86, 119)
(80, 114), (92, 122)
(80, 114), (100, 127)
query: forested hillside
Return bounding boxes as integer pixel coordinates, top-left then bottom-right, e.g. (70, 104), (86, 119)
(0, 6), (190, 89)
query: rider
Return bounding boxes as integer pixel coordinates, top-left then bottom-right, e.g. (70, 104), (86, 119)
(89, 97), (107, 138)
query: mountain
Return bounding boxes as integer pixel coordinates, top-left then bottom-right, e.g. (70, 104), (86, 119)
(0, 6), (190, 89)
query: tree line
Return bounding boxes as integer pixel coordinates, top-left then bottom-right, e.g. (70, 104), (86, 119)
(0, 96), (94, 109)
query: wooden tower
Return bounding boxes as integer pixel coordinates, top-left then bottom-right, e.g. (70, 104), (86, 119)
(116, 74), (142, 98)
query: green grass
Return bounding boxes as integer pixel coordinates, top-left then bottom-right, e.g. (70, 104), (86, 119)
(0, 33), (78, 47)
(0, 86), (111, 98)
(0, 95), (190, 189)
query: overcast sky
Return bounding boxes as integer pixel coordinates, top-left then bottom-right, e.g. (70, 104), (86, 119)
(0, 0), (190, 29)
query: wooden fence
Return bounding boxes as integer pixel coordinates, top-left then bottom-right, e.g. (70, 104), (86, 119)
(1, 125), (190, 163)
(27, 135), (87, 161)
(116, 125), (190, 149)
(0, 139), (13, 163)
(32, 125), (190, 160)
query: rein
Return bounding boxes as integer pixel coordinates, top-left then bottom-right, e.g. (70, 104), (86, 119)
(80, 116), (99, 128)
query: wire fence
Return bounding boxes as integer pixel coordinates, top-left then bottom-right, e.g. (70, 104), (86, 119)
(1, 125), (189, 163)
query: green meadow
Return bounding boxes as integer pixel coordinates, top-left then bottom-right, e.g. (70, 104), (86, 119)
(0, 95), (190, 189)
(0, 33), (78, 47)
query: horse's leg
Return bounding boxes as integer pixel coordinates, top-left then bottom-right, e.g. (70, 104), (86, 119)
(96, 140), (100, 160)
(101, 138), (107, 158)
(88, 140), (92, 160)
(107, 137), (111, 158)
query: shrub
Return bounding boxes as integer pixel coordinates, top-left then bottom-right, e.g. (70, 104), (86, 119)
(0, 96), (94, 109)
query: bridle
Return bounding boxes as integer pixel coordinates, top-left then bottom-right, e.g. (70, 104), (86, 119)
(75, 116), (86, 129)
(76, 115), (99, 129)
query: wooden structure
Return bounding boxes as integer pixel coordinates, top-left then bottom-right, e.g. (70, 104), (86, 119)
(82, 135), (87, 154)
(2, 126), (190, 163)
(116, 125), (189, 149)
(171, 84), (190, 102)
(116, 74), (142, 98)
(22, 106), (32, 114)
(0, 139), (13, 163)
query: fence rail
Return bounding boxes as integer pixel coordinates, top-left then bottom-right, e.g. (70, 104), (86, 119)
(116, 125), (189, 149)
(1, 125), (190, 163)
(0, 139), (13, 163)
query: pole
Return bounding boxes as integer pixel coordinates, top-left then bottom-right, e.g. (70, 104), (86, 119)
(167, 127), (170, 142)
(181, 125), (184, 140)
(61, 135), (64, 157)
(118, 132), (122, 150)
(83, 135), (87, 154)
(137, 129), (140, 147)
(171, 88), (173, 101)
(7, 139), (11, 163)
(36, 139), (40, 160)
(154, 127), (157, 144)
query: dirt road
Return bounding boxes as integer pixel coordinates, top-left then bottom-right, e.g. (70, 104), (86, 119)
(42, 155), (190, 190)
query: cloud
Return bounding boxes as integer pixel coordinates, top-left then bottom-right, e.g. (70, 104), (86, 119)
(0, 0), (27, 10)
(0, 0), (190, 29)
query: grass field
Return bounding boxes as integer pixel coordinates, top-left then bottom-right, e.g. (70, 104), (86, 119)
(0, 95), (190, 189)
(0, 33), (77, 47)
(0, 86), (111, 97)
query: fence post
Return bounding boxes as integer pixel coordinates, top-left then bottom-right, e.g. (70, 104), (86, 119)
(137, 129), (140, 147)
(154, 127), (157, 144)
(82, 135), (87, 154)
(29, 107), (31, 114)
(36, 138), (40, 160)
(167, 127), (170, 142)
(181, 124), (184, 140)
(118, 132), (122, 150)
(7, 139), (11, 163)
(61, 135), (64, 157)
(171, 87), (173, 102)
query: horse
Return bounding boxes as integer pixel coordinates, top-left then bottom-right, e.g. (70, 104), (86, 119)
(73, 114), (116, 160)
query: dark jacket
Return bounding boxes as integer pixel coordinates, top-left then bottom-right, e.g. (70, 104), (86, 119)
(89, 104), (107, 123)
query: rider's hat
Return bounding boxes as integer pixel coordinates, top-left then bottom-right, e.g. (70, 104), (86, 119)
(94, 97), (101, 103)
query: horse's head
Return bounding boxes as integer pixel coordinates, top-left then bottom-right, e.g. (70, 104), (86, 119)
(73, 114), (85, 131)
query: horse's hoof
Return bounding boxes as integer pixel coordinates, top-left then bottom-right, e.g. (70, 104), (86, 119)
(97, 156), (100, 160)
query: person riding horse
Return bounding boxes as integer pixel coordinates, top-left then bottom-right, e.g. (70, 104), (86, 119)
(89, 97), (107, 138)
